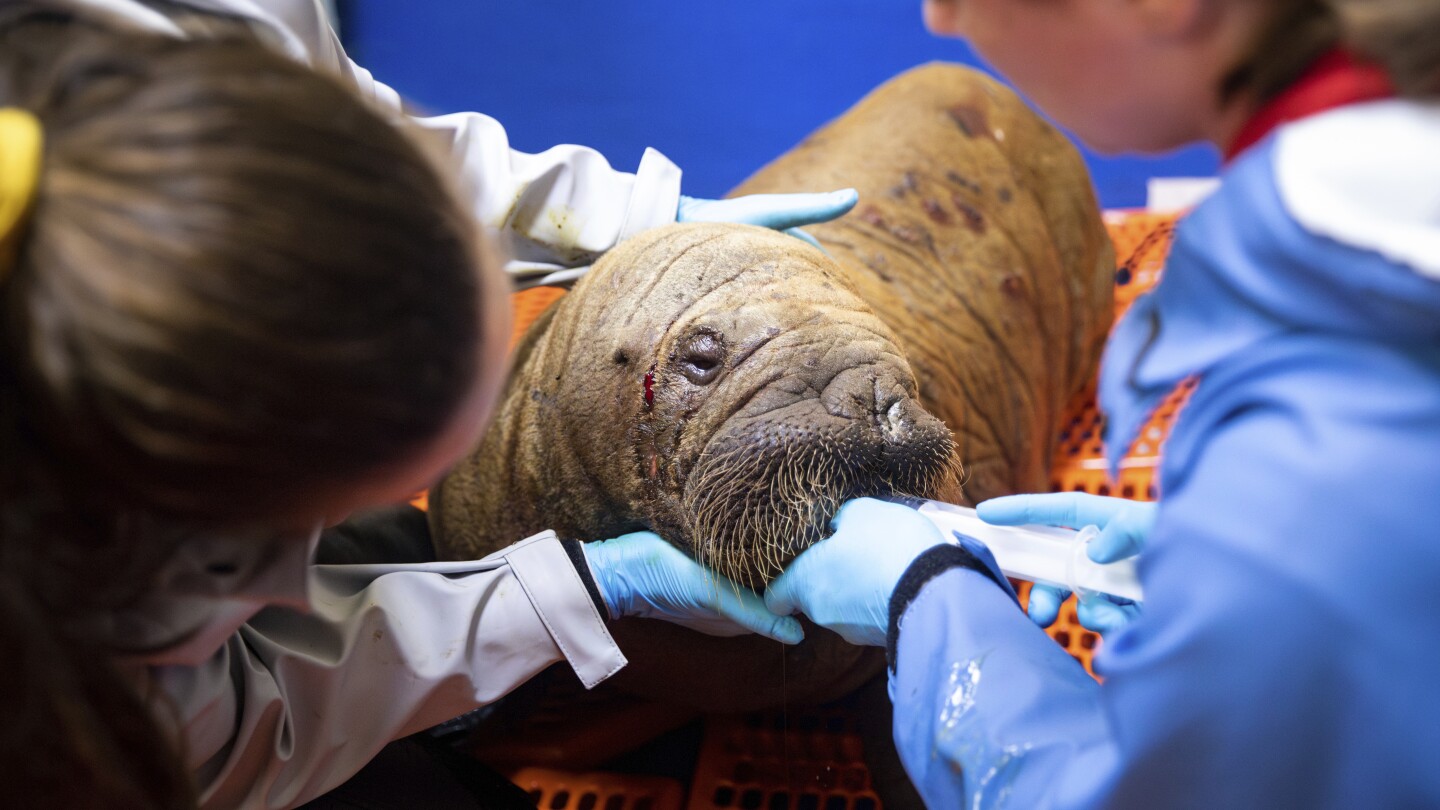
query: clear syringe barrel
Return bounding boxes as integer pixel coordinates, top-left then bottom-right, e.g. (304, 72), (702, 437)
(879, 496), (1144, 603)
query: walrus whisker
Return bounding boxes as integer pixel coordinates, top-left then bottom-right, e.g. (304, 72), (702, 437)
(682, 420), (958, 588)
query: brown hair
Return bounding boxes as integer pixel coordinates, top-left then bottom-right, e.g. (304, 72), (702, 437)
(1225, 0), (1440, 103)
(0, 12), (490, 808)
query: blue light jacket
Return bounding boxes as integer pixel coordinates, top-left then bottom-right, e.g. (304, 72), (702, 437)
(888, 101), (1440, 808)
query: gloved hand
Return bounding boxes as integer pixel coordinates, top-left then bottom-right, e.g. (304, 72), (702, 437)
(977, 492), (1156, 635)
(676, 189), (859, 249)
(763, 498), (948, 646)
(582, 531), (804, 644)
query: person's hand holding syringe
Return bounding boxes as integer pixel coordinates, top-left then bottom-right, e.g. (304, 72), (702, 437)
(882, 492), (1155, 635)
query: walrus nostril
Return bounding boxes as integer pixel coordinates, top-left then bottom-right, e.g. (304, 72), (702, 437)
(882, 399), (909, 442)
(869, 374), (910, 440)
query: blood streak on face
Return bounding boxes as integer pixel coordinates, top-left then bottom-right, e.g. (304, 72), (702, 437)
(643, 365), (656, 409)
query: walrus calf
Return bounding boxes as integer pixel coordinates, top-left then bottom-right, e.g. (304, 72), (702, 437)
(432, 63), (1114, 709)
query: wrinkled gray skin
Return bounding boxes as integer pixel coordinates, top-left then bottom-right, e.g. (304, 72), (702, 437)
(432, 223), (959, 709)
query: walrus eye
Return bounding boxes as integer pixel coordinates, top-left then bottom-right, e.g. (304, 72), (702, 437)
(678, 331), (726, 385)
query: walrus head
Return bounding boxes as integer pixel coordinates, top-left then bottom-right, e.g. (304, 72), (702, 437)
(623, 225), (962, 586)
(470, 221), (962, 588)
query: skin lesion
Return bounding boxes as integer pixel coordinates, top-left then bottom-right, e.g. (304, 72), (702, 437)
(946, 102), (991, 138)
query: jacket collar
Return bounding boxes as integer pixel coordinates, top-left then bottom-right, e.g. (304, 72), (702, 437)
(1226, 48), (1394, 162)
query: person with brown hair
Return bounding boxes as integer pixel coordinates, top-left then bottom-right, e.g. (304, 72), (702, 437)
(764, 0), (1440, 807)
(0, 6), (805, 810)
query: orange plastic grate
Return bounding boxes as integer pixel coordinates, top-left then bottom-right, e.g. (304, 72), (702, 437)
(1039, 210), (1186, 677)
(686, 712), (881, 810)
(510, 767), (685, 810)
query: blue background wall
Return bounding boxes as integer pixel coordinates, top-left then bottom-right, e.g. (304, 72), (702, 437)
(343, 1), (1219, 210)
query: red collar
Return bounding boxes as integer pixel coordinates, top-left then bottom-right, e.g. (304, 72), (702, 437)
(1225, 48), (1394, 162)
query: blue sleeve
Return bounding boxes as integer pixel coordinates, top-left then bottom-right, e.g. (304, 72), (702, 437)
(889, 567), (1114, 808)
(889, 338), (1440, 808)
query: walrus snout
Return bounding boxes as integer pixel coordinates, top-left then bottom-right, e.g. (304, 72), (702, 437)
(681, 364), (962, 588)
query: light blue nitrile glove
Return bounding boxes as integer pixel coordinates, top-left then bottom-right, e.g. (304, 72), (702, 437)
(977, 492), (1156, 635)
(582, 532), (804, 644)
(676, 189), (859, 249)
(763, 498), (948, 646)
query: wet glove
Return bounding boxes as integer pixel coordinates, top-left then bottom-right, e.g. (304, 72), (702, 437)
(677, 189), (858, 249)
(763, 498), (949, 646)
(977, 492), (1155, 635)
(582, 531), (804, 644)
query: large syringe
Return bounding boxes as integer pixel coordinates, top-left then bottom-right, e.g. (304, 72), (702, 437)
(881, 496), (1144, 603)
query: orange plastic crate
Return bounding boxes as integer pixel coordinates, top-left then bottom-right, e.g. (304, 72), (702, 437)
(686, 712), (880, 810)
(1037, 210), (1184, 676)
(511, 767), (685, 810)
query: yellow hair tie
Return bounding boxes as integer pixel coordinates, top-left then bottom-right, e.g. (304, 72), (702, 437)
(0, 107), (44, 280)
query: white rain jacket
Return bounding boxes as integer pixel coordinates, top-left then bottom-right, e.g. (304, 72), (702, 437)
(3, 0), (648, 806)
(122, 525), (625, 809)
(21, 0), (685, 288)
